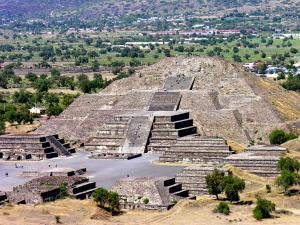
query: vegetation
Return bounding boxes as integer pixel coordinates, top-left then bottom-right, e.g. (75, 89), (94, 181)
(92, 188), (120, 214)
(269, 129), (298, 145)
(276, 157), (300, 195)
(58, 183), (69, 199)
(206, 170), (245, 202)
(266, 184), (272, 193)
(143, 198), (149, 205)
(253, 198), (276, 220)
(223, 175), (245, 202)
(214, 202), (230, 215)
(205, 169), (225, 200)
(281, 75), (300, 92)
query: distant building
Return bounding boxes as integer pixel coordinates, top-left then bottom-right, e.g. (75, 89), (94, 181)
(29, 107), (46, 115)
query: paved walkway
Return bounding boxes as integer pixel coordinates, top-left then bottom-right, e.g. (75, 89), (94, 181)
(0, 152), (185, 191)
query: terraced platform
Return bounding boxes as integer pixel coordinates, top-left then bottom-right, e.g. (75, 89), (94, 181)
(175, 165), (226, 195)
(0, 134), (75, 161)
(160, 135), (233, 164)
(225, 145), (286, 177)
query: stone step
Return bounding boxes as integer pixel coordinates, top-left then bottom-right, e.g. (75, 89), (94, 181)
(151, 126), (197, 137)
(153, 119), (194, 129)
(0, 142), (50, 148)
(87, 138), (125, 145)
(68, 148), (76, 153)
(167, 183), (182, 193)
(154, 112), (190, 122)
(172, 189), (189, 198)
(72, 188), (97, 199)
(72, 182), (96, 195)
(147, 146), (170, 153)
(45, 152), (59, 159)
(166, 147), (231, 152)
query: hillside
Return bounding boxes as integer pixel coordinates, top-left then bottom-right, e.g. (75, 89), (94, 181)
(0, 0), (298, 20)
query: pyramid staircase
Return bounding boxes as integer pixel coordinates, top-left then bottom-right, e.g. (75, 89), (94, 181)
(163, 178), (196, 201)
(147, 112), (197, 154)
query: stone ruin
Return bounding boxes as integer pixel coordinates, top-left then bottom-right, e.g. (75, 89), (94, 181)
(111, 177), (195, 210)
(0, 172), (96, 205)
(0, 134), (75, 161)
(225, 145), (286, 177)
(2, 57), (290, 207)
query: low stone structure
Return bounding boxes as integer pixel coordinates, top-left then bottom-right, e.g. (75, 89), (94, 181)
(4, 175), (96, 204)
(159, 135), (232, 164)
(225, 145), (286, 177)
(111, 177), (195, 210)
(0, 134), (75, 161)
(175, 165), (227, 195)
(21, 167), (87, 177)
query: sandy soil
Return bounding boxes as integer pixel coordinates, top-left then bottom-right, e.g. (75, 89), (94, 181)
(1, 198), (300, 225)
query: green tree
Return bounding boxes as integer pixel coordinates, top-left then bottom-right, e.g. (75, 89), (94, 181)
(269, 129), (298, 144)
(205, 169), (225, 200)
(278, 157), (300, 173)
(47, 104), (63, 116)
(276, 170), (300, 194)
(108, 192), (120, 213)
(232, 54), (242, 62)
(92, 188), (110, 208)
(233, 47), (239, 53)
(0, 119), (5, 134)
(58, 183), (69, 199)
(34, 77), (51, 92)
(91, 60), (100, 72)
(253, 198), (275, 220)
(223, 175), (245, 202)
(269, 129), (286, 144)
(51, 68), (61, 78)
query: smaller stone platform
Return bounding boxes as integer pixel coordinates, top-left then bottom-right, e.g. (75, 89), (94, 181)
(111, 176), (195, 211)
(5, 175), (96, 204)
(0, 134), (75, 161)
(225, 145), (286, 177)
(175, 165), (226, 196)
(160, 135), (232, 164)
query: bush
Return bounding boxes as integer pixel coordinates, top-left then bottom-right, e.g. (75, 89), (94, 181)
(58, 183), (69, 199)
(253, 198), (275, 220)
(214, 202), (230, 215)
(266, 184), (272, 193)
(269, 129), (298, 144)
(143, 198), (149, 204)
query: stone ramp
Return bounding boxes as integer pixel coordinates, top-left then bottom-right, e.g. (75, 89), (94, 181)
(159, 135), (233, 164)
(163, 75), (195, 90)
(148, 92), (181, 111)
(122, 116), (153, 154)
(86, 115), (154, 158)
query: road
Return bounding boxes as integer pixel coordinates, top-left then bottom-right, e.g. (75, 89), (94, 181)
(0, 152), (184, 191)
